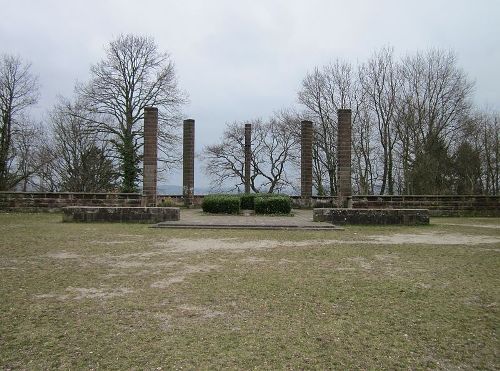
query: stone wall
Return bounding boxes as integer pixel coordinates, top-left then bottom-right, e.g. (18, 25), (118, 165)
(0, 192), (141, 212)
(313, 208), (429, 225)
(1, 192), (498, 216)
(62, 206), (180, 223)
(350, 195), (499, 217)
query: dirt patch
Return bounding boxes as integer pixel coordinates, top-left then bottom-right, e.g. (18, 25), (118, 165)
(151, 263), (220, 289)
(347, 256), (373, 270)
(35, 287), (134, 300)
(154, 233), (500, 254)
(374, 254), (400, 262)
(155, 313), (172, 330)
(367, 233), (500, 245)
(177, 304), (225, 319)
(47, 251), (82, 259)
(90, 240), (135, 245)
(440, 223), (500, 230)
(241, 256), (269, 264)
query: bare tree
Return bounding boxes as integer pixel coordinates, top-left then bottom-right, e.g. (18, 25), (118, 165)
(359, 47), (400, 195)
(0, 54), (40, 190)
(352, 97), (377, 194)
(10, 118), (52, 191)
(74, 34), (187, 192)
(50, 100), (118, 192)
(203, 112), (299, 193)
(468, 110), (500, 195)
(398, 49), (474, 194)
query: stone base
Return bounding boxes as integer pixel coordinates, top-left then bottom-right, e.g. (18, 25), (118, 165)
(313, 208), (429, 225)
(62, 206), (180, 223)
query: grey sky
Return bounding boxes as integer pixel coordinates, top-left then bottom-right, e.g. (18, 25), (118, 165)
(1, 0), (499, 187)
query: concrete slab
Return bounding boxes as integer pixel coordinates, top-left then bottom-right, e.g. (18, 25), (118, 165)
(154, 209), (343, 230)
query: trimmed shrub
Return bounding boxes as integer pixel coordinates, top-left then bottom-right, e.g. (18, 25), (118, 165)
(254, 195), (292, 214)
(240, 193), (255, 210)
(202, 194), (240, 214)
(240, 193), (282, 210)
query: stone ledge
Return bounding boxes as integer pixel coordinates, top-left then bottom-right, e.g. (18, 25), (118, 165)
(62, 206), (180, 223)
(313, 208), (429, 225)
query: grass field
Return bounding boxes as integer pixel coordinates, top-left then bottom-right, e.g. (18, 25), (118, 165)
(0, 213), (499, 369)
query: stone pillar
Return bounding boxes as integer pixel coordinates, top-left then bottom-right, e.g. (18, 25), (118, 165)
(337, 109), (352, 208)
(143, 107), (158, 207)
(183, 119), (195, 207)
(301, 120), (313, 205)
(244, 123), (251, 193)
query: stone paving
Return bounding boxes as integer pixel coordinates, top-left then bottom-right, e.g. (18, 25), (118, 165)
(154, 209), (342, 230)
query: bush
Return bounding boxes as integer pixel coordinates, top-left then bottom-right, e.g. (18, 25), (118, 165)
(240, 193), (282, 210)
(158, 197), (176, 207)
(240, 193), (255, 210)
(202, 194), (241, 214)
(254, 195), (292, 214)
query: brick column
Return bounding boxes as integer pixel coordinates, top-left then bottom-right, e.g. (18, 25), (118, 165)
(301, 120), (313, 204)
(183, 119), (195, 207)
(143, 107), (158, 206)
(244, 124), (251, 193)
(337, 109), (352, 208)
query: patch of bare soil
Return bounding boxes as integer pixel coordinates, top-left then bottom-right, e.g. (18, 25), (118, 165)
(439, 223), (500, 230)
(241, 256), (269, 264)
(177, 304), (225, 319)
(366, 232), (500, 245)
(153, 233), (500, 254)
(150, 263), (220, 289)
(35, 287), (134, 301)
(46, 251), (82, 259)
(90, 240), (134, 245)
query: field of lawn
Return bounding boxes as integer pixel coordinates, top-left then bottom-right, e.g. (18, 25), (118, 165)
(0, 213), (499, 369)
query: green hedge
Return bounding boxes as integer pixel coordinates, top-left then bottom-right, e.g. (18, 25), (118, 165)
(254, 195), (292, 214)
(202, 193), (291, 215)
(202, 195), (241, 214)
(240, 193), (276, 209)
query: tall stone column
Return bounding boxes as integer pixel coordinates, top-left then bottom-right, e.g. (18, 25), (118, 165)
(337, 109), (352, 208)
(143, 107), (158, 207)
(244, 124), (251, 193)
(183, 119), (195, 207)
(301, 120), (313, 205)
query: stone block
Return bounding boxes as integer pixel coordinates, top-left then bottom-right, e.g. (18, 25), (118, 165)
(62, 206), (180, 223)
(313, 208), (429, 225)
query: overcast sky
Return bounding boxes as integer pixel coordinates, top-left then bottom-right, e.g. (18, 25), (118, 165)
(1, 0), (499, 187)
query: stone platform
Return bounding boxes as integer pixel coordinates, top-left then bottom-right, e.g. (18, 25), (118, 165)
(62, 206), (180, 223)
(154, 209), (342, 230)
(313, 208), (429, 225)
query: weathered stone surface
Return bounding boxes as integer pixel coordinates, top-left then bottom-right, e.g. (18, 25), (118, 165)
(62, 206), (180, 223)
(313, 208), (429, 225)
(301, 120), (313, 205)
(244, 124), (252, 194)
(143, 107), (158, 206)
(183, 119), (195, 207)
(0, 192), (141, 212)
(337, 109), (352, 207)
(1, 193), (498, 217)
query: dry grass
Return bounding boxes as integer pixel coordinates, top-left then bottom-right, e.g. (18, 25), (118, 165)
(0, 213), (499, 369)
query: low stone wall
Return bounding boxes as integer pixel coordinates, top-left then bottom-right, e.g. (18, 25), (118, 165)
(313, 208), (430, 225)
(351, 195), (499, 217)
(0, 192), (141, 212)
(62, 206), (180, 223)
(1, 192), (498, 216)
